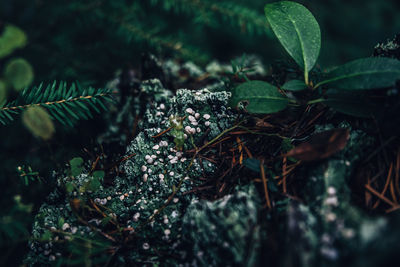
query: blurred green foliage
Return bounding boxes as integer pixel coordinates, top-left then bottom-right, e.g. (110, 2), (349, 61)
(2, 0), (399, 87)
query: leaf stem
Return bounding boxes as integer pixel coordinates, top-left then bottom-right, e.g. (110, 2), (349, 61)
(307, 98), (325, 105)
(304, 70), (309, 86)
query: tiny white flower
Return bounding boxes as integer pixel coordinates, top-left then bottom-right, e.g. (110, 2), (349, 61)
(147, 158), (154, 164)
(159, 174), (165, 179)
(325, 196), (339, 207)
(191, 121), (198, 126)
(142, 243), (150, 250)
(62, 223), (70, 231)
(196, 127), (201, 133)
(152, 145), (160, 150)
(325, 212), (337, 222)
(195, 113), (200, 119)
(164, 229), (171, 235)
(133, 212), (140, 222)
(185, 108), (194, 114)
(141, 165), (147, 172)
(204, 121), (211, 126)
(203, 114), (211, 120)
(171, 210), (179, 218)
(327, 186), (336, 195)
(185, 126), (192, 134)
(160, 104), (166, 110)
(119, 195), (125, 201)
(188, 115), (196, 122)
(143, 174), (148, 182)
(169, 171), (175, 176)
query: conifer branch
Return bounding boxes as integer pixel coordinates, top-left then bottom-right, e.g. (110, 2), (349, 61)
(0, 81), (114, 126)
(149, 0), (269, 35)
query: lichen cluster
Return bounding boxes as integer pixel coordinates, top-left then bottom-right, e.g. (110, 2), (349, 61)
(26, 78), (260, 266)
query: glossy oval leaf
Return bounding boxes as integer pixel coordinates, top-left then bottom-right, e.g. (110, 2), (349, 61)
(0, 24), (27, 59)
(323, 89), (380, 118)
(22, 106), (55, 140)
(4, 58), (34, 91)
(316, 57), (400, 90)
(230, 80), (288, 114)
(282, 79), (308, 91)
(265, 1), (321, 75)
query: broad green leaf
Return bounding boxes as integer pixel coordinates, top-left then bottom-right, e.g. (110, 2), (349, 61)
(92, 170), (105, 180)
(230, 80), (288, 114)
(0, 25), (27, 59)
(22, 106), (55, 140)
(265, 1), (321, 84)
(70, 157), (84, 176)
(4, 58), (34, 91)
(316, 57), (400, 90)
(282, 79), (308, 91)
(323, 89), (379, 117)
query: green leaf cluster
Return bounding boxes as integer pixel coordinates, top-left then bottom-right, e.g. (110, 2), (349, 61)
(230, 1), (400, 117)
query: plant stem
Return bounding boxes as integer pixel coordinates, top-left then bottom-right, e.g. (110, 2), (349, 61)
(307, 98), (325, 105)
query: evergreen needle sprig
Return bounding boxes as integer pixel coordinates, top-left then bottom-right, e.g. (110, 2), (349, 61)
(150, 0), (269, 35)
(0, 81), (114, 126)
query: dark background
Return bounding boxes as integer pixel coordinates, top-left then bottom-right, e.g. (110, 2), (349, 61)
(0, 0), (399, 265)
